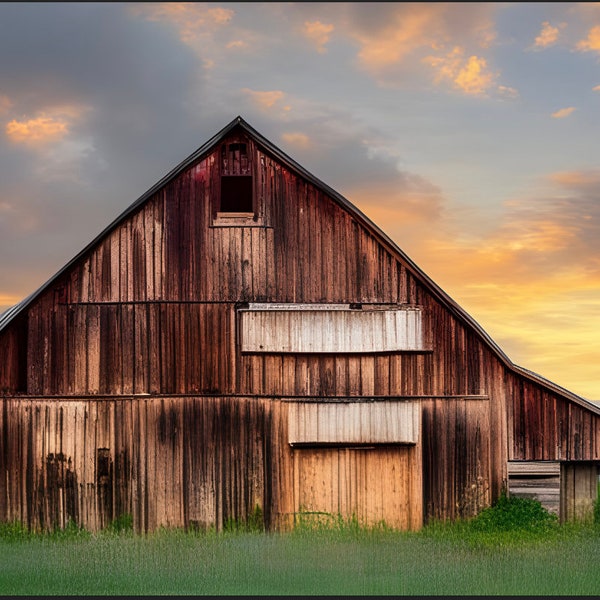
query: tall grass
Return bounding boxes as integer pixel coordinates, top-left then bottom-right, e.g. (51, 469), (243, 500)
(1, 499), (600, 595)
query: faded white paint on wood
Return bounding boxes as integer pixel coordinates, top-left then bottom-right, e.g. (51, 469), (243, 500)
(507, 460), (560, 515)
(240, 304), (423, 353)
(288, 401), (420, 445)
(507, 461), (560, 477)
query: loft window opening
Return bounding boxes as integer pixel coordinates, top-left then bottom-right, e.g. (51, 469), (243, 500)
(219, 141), (253, 215)
(221, 175), (253, 213)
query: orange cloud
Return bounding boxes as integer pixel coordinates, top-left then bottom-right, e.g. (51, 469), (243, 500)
(533, 21), (561, 49)
(551, 106), (576, 118)
(132, 3), (234, 59)
(6, 115), (69, 145)
(354, 6), (440, 70)
(281, 132), (310, 149)
(344, 3), (497, 77)
(4, 104), (90, 147)
(241, 88), (291, 112)
(425, 47), (498, 96)
(454, 55), (496, 95)
(593, 85), (600, 92)
(134, 2), (233, 39)
(303, 20), (334, 53)
(576, 25), (600, 52)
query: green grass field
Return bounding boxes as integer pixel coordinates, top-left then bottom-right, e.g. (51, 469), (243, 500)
(1, 499), (600, 596)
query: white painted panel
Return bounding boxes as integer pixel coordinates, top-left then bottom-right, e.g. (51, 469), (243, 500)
(240, 305), (423, 353)
(288, 401), (420, 445)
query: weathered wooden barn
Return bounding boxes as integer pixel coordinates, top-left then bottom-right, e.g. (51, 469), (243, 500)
(1, 116), (599, 532)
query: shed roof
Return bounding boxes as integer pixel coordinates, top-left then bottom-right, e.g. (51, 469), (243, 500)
(1, 116), (598, 414)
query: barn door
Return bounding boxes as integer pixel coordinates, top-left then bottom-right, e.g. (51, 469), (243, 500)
(292, 445), (422, 530)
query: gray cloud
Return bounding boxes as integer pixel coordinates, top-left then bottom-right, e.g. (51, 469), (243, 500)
(0, 3), (206, 299)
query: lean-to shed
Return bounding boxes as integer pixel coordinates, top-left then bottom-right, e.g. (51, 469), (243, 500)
(1, 116), (599, 532)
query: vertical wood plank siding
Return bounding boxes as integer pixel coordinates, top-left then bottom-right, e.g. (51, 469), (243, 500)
(0, 397), (293, 532)
(1, 130), (599, 529)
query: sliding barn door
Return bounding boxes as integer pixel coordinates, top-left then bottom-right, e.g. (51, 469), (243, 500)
(292, 445), (422, 530)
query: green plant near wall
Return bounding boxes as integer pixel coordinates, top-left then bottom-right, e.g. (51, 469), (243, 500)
(469, 492), (558, 533)
(594, 481), (600, 525)
(104, 513), (134, 535)
(223, 504), (264, 533)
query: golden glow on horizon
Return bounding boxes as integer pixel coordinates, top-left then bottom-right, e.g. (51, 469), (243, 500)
(549, 169), (600, 187)
(351, 164), (600, 400)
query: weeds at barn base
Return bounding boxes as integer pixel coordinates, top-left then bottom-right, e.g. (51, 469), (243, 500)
(2, 497), (600, 595)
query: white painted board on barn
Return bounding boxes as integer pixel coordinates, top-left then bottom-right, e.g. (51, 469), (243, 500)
(288, 401), (420, 445)
(239, 304), (423, 353)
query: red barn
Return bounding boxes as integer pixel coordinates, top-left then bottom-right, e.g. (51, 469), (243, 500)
(0, 116), (598, 532)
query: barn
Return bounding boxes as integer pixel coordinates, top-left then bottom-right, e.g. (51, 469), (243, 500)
(0, 116), (599, 533)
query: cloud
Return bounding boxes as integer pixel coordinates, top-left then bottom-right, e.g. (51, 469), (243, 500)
(131, 2), (239, 70)
(241, 88), (291, 112)
(532, 21), (561, 49)
(133, 2), (234, 44)
(454, 55), (497, 96)
(549, 169), (600, 190)
(576, 24), (600, 52)
(425, 47), (500, 96)
(226, 40), (247, 50)
(551, 106), (577, 118)
(593, 84), (600, 92)
(340, 3), (498, 79)
(281, 132), (311, 149)
(3, 103), (97, 184)
(0, 2), (202, 309)
(497, 85), (519, 99)
(6, 115), (68, 145)
(352, 4), (445, 71)
(303, 20), (334, 53)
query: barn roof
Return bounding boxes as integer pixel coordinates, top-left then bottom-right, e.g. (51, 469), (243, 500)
(1, 116), (598, 414)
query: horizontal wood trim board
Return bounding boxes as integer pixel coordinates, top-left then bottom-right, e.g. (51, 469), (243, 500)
(289, 442), (416, 448)
(1, 394), (490, 402)
(508, 461), (561, 476)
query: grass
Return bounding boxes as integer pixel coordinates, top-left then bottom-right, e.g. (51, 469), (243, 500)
(1, 498), (600, 595)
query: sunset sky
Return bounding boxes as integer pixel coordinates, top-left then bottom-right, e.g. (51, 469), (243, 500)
(0, 2), (599, 399)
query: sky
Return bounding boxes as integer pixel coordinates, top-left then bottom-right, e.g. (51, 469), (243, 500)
(0, 2), (599, 400)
